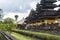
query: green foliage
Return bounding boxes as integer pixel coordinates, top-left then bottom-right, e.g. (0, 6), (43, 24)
(12, 29), (60, 40)
(3, 17), (14, 24)
(14, 15), (18, 28)
(15, 15), (18, 21)
(11, 32), (36, 40)
(0, 17), (16, 32)
(0, 23), (16, 31)
(0, 9), (3, 21)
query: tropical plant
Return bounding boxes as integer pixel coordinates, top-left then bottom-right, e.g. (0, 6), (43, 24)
(3, 17), (14, 24)
(14, 15), (18, 28)
(15, 15), (18, 21)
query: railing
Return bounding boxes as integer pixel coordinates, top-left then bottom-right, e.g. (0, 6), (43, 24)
(0, 30), (17, 40)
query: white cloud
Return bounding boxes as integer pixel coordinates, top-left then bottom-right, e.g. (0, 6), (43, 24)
(30, 1), (37, 10)
(0, 0), (12, 5)
(0, 0), (9, 3)
(0, 0), (40, 12)
(19, 6), (23, 10)
(3, 12), (25, 21)
(1, 0), (60, 21)
(1, 0), (37, 21)
(54, 1), (60, 5)
(3, 10), (30, 21)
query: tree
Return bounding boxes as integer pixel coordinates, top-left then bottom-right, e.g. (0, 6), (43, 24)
(3, 17), (15, 30)
(15, 15), (18, 21)
(3, 17), (14, 24)
(3, 18), (16, 33)
(0, 9), (3, 21)
(15, 15), (18, 28)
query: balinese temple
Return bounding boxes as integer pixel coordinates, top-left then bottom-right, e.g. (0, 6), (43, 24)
(17, 18), (26, 29)
(25, 0), (60, 32)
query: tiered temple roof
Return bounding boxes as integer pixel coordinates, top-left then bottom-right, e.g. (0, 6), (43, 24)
(40, 0), (57, 9)
(25, 0), (60, 23)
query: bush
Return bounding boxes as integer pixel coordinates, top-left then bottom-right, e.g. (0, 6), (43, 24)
(0, 23), (16, 31)
(12, 29), (60, 40)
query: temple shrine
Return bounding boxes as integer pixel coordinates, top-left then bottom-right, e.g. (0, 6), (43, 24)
(25, 0), (60, 32)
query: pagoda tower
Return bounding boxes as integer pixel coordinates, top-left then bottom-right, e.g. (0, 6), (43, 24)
(36, 0), (59, 24)
(40, 0), (57, 9)
(36, 0), (58, 16)
(25, 0), (60, 31)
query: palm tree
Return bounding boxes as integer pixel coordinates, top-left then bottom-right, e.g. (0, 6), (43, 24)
(15, 15), (18, 28)
(15, 15), (18, 21)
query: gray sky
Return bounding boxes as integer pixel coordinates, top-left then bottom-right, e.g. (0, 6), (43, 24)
(0, 0), (60, 21)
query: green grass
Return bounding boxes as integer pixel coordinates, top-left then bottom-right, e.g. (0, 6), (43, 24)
(11, 32), (36, 40)
(12, 29), (60, 40)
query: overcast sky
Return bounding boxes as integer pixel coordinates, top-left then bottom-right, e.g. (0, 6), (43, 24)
(0, 0), (60, 21)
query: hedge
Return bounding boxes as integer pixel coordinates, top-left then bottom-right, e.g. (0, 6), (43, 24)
(12, 29), (60, 40)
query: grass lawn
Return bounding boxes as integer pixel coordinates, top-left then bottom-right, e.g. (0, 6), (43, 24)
(11, 32), (36, 40)
(12, 29), (60, 40)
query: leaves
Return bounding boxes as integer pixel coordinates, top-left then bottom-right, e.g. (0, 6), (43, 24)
(3, 17), (14, 24)
(15, 15), (18, 21)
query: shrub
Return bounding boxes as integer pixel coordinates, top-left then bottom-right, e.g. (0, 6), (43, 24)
(12, 29), (60, 40)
